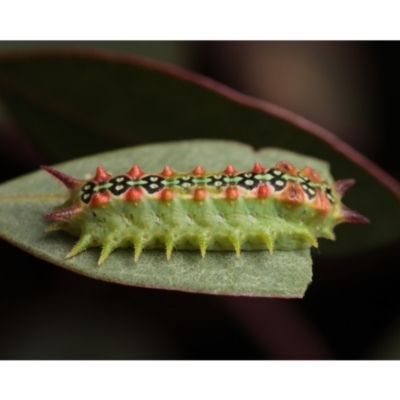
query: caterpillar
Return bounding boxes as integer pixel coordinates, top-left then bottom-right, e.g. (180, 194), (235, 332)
(42, 161), (369, 264)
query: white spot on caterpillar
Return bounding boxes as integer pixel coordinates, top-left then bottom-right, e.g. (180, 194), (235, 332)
(275, 180), (285, 187)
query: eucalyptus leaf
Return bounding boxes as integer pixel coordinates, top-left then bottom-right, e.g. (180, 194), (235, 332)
(0, 140), (332, 297)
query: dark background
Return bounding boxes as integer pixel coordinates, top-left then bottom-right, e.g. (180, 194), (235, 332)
(0, 42), (399, 359)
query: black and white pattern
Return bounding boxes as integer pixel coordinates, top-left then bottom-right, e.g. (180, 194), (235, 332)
(236, 173), (260, 190)
(300, 183), (316, 199)
(267, 170), (288, 192)
(176, 175), (195, 189)
(207, 174), (228, 188)
(298, 174), (316, 200)
(80, 181), (96, 204)
(324, 186), (335, 203)
(77, 168), (335, 204)
(141, 175), (166, 194)
(108, 175), (131, 196)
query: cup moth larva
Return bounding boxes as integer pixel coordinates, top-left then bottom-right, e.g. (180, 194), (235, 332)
(42, 161), (369, 264)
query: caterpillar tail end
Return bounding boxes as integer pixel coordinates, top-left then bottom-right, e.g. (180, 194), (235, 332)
(41, 165), (83, 190)
(44, 205), (82, 222)
(341, 205), (370, 224)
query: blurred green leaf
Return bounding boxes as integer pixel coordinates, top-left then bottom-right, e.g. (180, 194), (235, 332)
(0, 140), (328, 297)
(0, 49), (398, 256)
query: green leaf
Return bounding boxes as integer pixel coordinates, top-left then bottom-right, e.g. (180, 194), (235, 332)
(0, 140), (324, 298)
(0, 49), (399, 256)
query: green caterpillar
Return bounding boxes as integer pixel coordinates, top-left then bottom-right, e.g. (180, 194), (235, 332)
(42, 161), (368, 264)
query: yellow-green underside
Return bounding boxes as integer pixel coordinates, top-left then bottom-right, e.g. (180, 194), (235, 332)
(52, 194), (341, 262)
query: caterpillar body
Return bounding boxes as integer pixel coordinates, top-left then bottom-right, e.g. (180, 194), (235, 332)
(42, 161), (369, 264)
